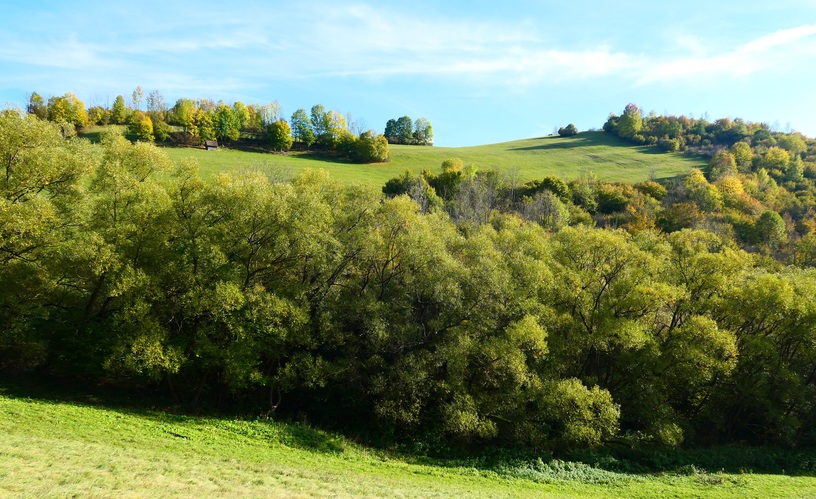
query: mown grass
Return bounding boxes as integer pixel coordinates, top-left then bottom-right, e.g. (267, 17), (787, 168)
(152, 132), (705, 187)
(1, 389), (814, 498)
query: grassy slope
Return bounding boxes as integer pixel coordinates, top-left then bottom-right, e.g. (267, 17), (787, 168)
(1, 393), (813, 498)
(157, 132), (706, 186)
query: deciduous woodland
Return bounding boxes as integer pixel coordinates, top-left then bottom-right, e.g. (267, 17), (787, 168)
(3, 103), (816, 452)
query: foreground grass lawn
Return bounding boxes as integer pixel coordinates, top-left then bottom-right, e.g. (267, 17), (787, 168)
(158, 131), (705, 187)
(1, 392), (814, 498)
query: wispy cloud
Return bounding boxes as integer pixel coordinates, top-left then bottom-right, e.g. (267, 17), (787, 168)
(1, 1), (816, 99)
(638, 24), (816, 85)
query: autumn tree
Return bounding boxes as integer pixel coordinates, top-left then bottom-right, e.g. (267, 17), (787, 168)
(266, 119), (293, 151)
(128, 111), (154, 142)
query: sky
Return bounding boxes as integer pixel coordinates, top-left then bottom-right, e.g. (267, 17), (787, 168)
(2, 0), (816, 146)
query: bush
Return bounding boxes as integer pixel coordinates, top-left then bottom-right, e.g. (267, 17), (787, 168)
(658, 137), (680, 152)
(558, 124), (578, 137)
(351, 130), (389, 163)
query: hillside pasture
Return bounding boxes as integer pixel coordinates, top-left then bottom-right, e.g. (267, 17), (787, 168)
(2, 391), (815, 498)
(156, 132), (706, 186)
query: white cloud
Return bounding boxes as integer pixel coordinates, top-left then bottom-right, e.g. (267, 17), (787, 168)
(638, 24), (816, 85)
(2, 1), (816, 99)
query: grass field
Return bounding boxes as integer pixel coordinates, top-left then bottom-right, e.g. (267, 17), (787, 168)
(155, 132), (706, 187)
(2, 390), (814, 498)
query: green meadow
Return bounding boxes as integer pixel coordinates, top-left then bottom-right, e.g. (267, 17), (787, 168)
(157, 131), (706, 186)
(1, 391), (814, 498)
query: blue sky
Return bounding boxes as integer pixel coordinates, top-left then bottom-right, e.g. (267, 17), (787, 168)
(2, 0), (816, 146)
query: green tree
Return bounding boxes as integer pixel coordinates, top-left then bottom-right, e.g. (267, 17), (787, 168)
(761, 146), (790, 175)
(213, 104), (240, 142)
(310, 105), (328, 145)
(111, 95), (127, 124)
(708, 150), (737, 180)
(396, 116), (413, 144)
(617, 103), (643, 139)
(291, 108), (315, 147)
(27, 92), (47, 119)
(0, 111), (95, 368)
(731, 142), (753, 172)
(169, 98), (196, 132)
(413, 117), (433, 145)
(349, 130), (389, 163)
(232, 101), (250, 131)
(558, 123), (578, 137)
(128, 111), (154, 142)
(777, 133), (807, 157)
(755, 210), (787, 248)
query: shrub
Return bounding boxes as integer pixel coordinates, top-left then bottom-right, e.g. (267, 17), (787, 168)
(558, 124), (578, 137)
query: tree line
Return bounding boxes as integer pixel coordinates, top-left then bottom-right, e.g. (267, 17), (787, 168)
(3, 109), (816, 451)
(27, 88), (390, 163)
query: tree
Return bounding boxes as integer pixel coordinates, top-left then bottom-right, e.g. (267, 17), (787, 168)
(232, 101), (251, 131)
(777, 133), (807, 157)
(617, 103), (642, 139)
(146, 89), (166, 114)
(266, 120), (293, 151)
(87, 106), (110, 125)
(0, 111), (95, 368)
(213, 104), (240, 142)
(131, 86), (144, 111)
(413, 117), (433, 145)
(129, 111), (154, 142)
(310, 105), (329, 146)
(46, 93), (88, 128)
(761, 146), (791, 174)
(169, 98), (196, 132)
(384, 118), (398, 142)
(350, 130), (389, 163)
(558, 124), (578, 137)
(111, 95), (127, 124)
(708, 150), (737, 180)
(290, 109), (315, 147)
(191, 108), (215, 141)
(731, 142), (753, 172)
(27, 92), (47, 119)
(755, 210), (787, 248)
(396, 116), (414, 144)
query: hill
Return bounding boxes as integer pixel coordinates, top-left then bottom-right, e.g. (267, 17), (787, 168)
(2, 390), (814, 498)
(157, 131), (706, 186)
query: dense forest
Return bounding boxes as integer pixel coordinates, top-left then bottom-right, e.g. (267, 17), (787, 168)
(3, 103), (816, 452)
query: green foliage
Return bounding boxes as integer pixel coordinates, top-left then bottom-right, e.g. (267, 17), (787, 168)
(265, 119), (293, 152)
(128, 111), (154, 142)
(617, 103), (642, 139)
(558, 124), (579, 137)
(213, 103), (240, 142)
(8, 102), (816, 455)
(47, 93), (89, 127)
(111, 95), (127, 124)
(350, 130), (389, 163)
(413, 117), (433, 145)
(26, 92), (47, 119)
(290, 108), (315, 147)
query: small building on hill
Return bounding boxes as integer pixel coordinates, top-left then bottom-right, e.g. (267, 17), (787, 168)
(205, 139), (218, 151)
